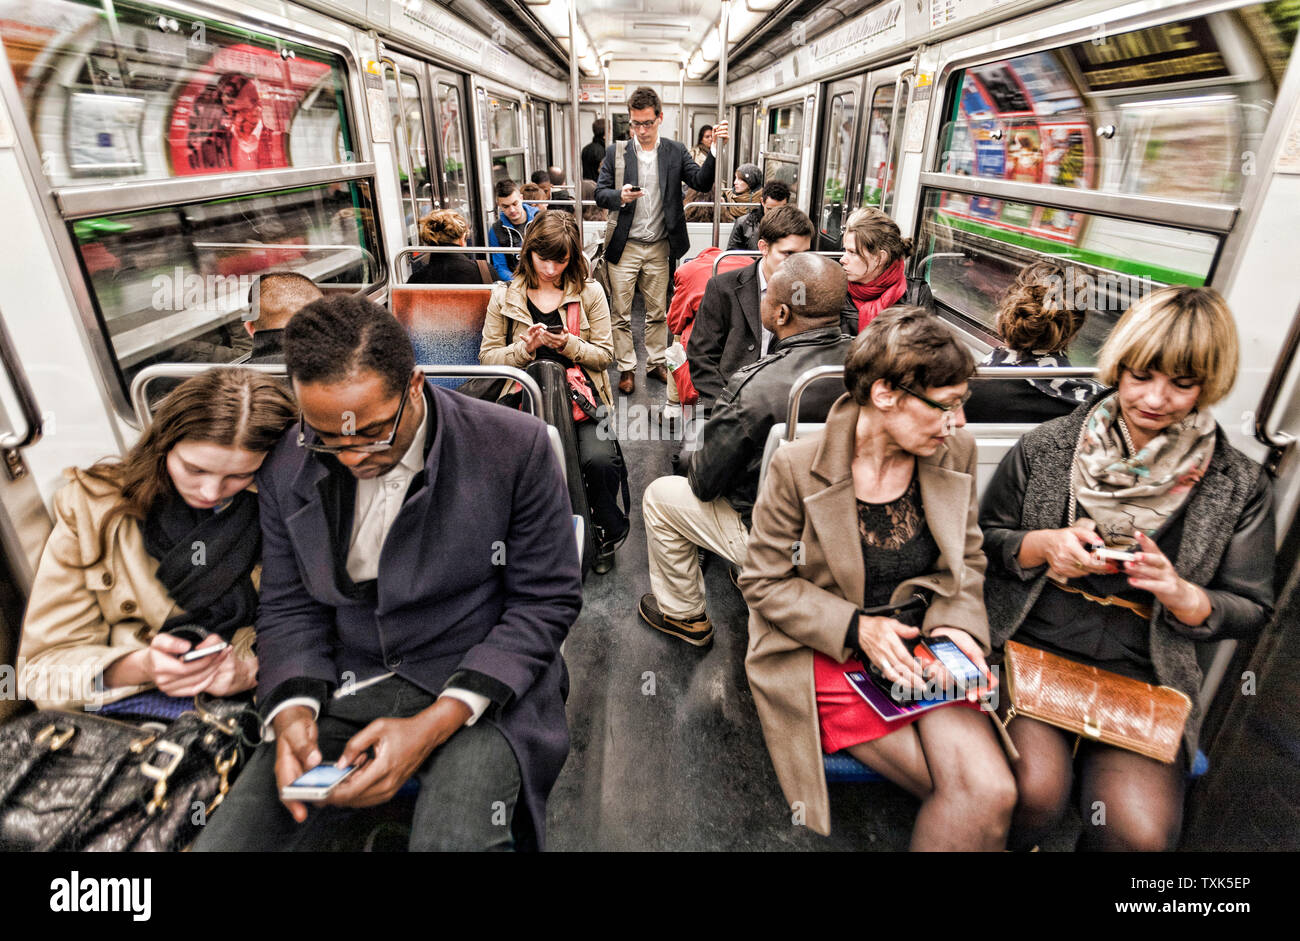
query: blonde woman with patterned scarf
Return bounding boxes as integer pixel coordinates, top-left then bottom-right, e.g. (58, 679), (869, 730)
(980, 286), (1274, 851)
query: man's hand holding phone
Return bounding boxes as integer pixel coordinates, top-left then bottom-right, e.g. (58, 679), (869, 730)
(620, 183), (643, 204)
(272, 705), (322, 823)
(327, 698), (473, 809)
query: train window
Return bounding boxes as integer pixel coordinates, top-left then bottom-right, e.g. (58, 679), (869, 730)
(735, 103), (756, 165)
(383, 68), (431, 241)
(762, 102), (803, 191)
(1, 0), (355, 187)
(860, 85), (895, 208)
(531, 101), (550, 169)
(935, 6), (1297, 206)
(916, 189), (1218, 361)
(488, 95), (522, 151)
(437, 81), (472, 222)
(70, 180), (381, 389)
(818, 91), (856, 242)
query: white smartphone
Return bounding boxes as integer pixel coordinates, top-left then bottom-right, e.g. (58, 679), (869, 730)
(180, 640), (229, 663)
(1092, 546), (1139, 563)
(279, 764), (357, 801)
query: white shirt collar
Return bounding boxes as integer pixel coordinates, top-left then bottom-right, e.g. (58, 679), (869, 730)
(387, 392), (428, 479)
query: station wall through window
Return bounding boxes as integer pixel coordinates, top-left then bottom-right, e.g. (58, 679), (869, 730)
(1, 0), (354, 186)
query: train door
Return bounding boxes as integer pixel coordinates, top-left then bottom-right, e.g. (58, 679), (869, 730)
(529, 99), (551, 173)
(812, 76), (865, 251)
(733, 102), (758, 168)
(380, 53), (434, 246)
(858, 63), (912, 218)
(429, 71), (478, 238)
(0, 310), (50, 725)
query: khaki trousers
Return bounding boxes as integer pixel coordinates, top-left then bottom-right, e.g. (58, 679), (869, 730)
(643, 475), (748, 619)
(608, 238), (670, 371)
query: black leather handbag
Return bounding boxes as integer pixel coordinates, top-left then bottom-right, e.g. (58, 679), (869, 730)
(0, 696), (258, 852)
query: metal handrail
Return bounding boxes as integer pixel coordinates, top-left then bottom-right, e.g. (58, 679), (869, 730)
(685, 201), (765, 210)
(130, 364), (544, 426)
(784, 364), (1100, 441)
(0, 309), (43, 451)
(1254, 299), (1300, 457)
(391, 245), (595, 283)
(710, 249), (844, 277)
(190, 242), (385, 298)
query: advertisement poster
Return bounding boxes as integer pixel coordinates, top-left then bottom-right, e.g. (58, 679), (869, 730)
(168, 44), (331, 176)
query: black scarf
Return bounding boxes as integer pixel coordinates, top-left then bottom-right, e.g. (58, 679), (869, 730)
(143, 488), (261, 642)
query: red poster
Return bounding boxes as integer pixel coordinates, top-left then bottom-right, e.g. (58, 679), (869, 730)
(168, 44), (331, 176)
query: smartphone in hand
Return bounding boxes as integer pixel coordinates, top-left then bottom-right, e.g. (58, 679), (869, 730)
(279, 764), (356, 802)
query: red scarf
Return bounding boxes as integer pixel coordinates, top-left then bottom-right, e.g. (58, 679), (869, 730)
(847, 258), (906, 331)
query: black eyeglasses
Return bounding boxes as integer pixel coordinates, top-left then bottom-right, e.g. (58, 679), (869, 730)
(896, 383), (972, 413)
(296, 390), (408, 455)
(629, 119), (658, 129)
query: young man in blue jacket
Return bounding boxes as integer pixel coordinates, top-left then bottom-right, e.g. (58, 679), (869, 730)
(487, 179), (540, 282)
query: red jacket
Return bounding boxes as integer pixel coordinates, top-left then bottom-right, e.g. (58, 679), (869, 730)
(666, 247), (755, 403)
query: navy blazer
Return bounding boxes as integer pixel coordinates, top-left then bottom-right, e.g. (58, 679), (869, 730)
(595, 136), (715, 265)
(253, 383), (582, 849)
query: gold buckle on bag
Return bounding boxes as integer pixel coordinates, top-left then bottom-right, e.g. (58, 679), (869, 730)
(34, 724), (75, 751)
(140, 740), (185, 815)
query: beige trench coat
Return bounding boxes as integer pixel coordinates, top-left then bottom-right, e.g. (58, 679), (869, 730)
(478, 278), (615, 407)
(739, 394), (991, 836)
(18, 470), (256, 712)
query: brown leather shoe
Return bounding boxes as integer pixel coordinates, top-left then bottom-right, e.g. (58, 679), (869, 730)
(618, 370), (635, 394)
(646, 364), (669, 384)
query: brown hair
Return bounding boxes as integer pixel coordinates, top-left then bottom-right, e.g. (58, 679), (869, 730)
(418, 209), (470, 247)
(519, 182), (546, 202)
(843, 206), (912, 270)
(517, 211), (589, 294)
(628, 86), (662, 115)
(995, 259), (1090, 354)
(845, 305), (975, 405)
(1095, 285), (1239, 406)
(758, 205), (813, 244)
(73, 368), (296, 567)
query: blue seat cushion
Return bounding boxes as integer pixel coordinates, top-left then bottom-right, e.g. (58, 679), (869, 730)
(824, 751), (886, 783)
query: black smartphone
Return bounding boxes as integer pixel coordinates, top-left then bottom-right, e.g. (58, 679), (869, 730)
(628, 185), (642, 192)
(545, 323), (565, 334)
(916, 637), (986, 695)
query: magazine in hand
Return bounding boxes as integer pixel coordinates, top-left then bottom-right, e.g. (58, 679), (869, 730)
(844, 669), (960, 722)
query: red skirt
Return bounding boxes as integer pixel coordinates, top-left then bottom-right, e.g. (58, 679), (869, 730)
(813, 650), (980, 754)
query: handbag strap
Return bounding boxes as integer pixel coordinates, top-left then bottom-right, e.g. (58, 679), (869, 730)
(565, 300), (581, 335)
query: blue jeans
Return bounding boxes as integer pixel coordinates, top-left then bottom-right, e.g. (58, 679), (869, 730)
(193, 676), (521, 851)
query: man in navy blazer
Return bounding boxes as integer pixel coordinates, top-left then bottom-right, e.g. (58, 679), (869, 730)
(194, 295), (581, 852)
(596, 86), (728, 394)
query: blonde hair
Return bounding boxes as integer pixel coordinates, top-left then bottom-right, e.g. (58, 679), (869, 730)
(418, 209), (470, 247)
(1095, 286), (1239, 406)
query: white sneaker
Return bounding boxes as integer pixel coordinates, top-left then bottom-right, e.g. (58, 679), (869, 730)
(662, 402), (682, 426)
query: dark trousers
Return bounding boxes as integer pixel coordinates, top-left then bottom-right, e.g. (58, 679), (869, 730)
(193, 677), (521, 852)
(576, 418), (626, 539)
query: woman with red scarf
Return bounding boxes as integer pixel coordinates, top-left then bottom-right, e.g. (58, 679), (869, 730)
(841, 207), (935, 332)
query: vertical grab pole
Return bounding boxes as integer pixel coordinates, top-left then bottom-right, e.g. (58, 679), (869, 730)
(711, 0), (730, 249)
(677, 65), (686, 144)
(568, 1), (582, 215)
(603, 62), (611, 151)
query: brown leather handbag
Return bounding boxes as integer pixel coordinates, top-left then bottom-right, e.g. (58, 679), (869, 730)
(1000, 640), (1192, 764)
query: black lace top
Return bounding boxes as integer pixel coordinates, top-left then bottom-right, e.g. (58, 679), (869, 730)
(859, 473), (940, 609)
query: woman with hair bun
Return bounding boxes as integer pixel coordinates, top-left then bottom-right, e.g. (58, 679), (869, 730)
(840, 207), (934, 332)
(964, 260), (1100, 424)
(408, 209), (487, 285)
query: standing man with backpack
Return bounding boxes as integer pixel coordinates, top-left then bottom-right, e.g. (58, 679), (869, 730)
(595, 87), (728, 395)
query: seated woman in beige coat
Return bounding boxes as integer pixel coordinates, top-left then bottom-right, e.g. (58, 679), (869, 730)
(479, 210), (628, 573)
(19, 369), (296, 712)
(740, 306), (1016, 848)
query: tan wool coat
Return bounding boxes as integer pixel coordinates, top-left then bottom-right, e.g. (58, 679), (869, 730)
(478, 278), (615, 407)
(739, 394), (991, 836)
(18, 470), (256, 712)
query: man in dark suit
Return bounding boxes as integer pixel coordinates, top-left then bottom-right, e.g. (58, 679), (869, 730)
(193, 295), (581, 852)
(596, 86), (728, 394)
(686, 206), (814, 413)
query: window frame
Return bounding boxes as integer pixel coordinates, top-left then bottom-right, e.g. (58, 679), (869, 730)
(0, 0), (379, 423)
